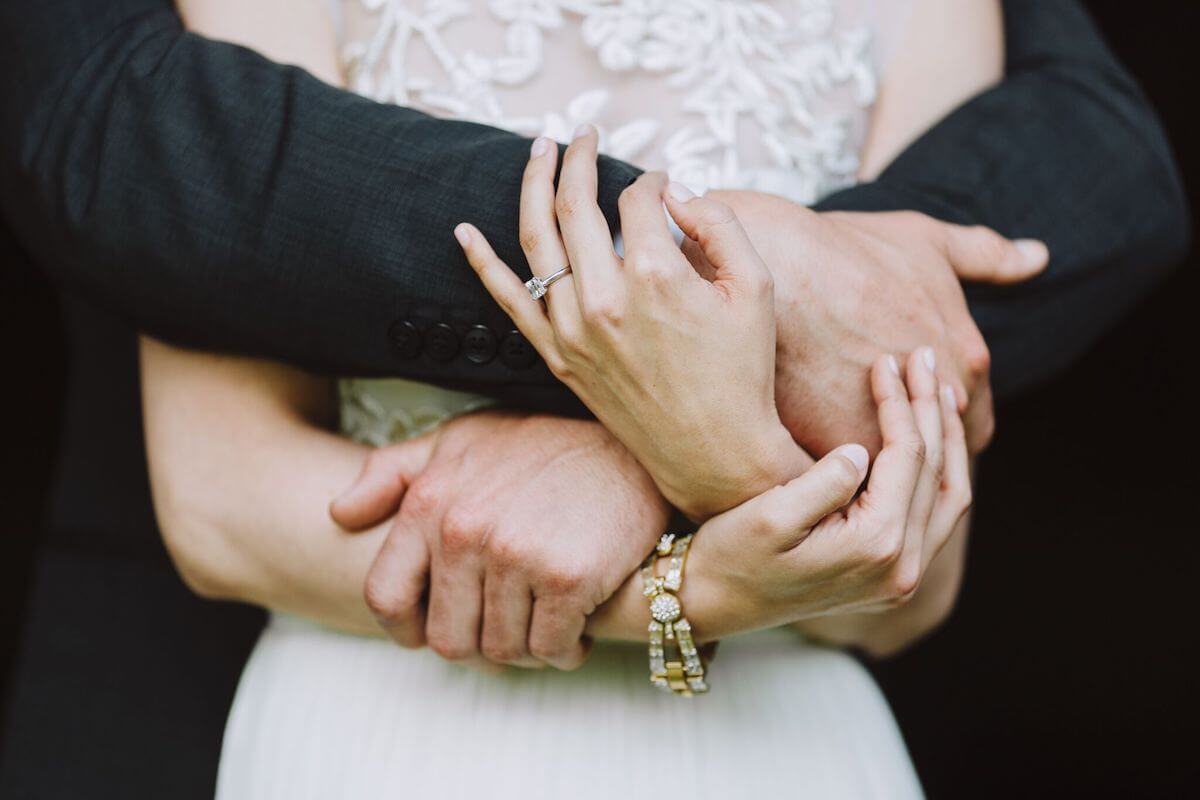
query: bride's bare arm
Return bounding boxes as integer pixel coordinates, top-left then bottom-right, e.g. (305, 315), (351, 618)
(859, 0), (1003, 180)
(141, 339), (385, 635)
(176, 0), (342, 86)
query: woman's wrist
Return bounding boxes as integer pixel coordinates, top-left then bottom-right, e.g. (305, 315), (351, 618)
(670, 420), (813, 522)
(586, 537), (747, 645)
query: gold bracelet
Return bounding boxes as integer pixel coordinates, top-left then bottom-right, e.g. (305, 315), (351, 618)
(642, 532), (708, 696)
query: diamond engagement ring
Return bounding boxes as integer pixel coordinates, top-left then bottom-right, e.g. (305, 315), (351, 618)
(525, 265), (572, 301)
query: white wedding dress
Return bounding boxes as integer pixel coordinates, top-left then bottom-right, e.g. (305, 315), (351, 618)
(217, 2), (923, 797)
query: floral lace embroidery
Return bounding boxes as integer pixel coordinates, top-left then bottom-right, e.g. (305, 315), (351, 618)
(339, 378), (495, 444)
(343, 0), (876, 199)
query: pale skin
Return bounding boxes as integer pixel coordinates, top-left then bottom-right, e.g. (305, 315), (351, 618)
(147, 0), (1026, 666)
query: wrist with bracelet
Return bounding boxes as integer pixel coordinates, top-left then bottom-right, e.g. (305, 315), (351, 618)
(642, 532), (709, 696)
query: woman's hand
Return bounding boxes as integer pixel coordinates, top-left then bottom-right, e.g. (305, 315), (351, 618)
(587, 348), (972, 643)
(455, 126), (808, 521)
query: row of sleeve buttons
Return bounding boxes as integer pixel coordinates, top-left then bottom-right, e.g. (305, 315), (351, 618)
(389, 319), (538, 369)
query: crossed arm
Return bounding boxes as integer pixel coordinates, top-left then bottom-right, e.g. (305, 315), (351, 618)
(142, 0), (1000, 666)
(0, 0), (1186, 395)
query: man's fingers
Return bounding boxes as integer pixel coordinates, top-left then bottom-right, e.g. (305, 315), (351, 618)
(480, 569), (542, 669)
(425, 548), (485, 665)
(527, 597), (589, 671)
(363, 518), (431, 649)
(330, 434), (436, 532)
(662, 184), (771, 293)
(940, 222), (1048, 284)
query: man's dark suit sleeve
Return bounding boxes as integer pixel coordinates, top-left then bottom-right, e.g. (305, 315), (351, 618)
(0, 0), (1188, 401)
(814, 0), (1190, 400)
(0, 0), (637, 395)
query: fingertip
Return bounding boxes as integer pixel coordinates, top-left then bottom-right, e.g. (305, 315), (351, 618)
(871, 353), (902, 399)
(833, 443), (870, 475)
(665, 180), (696, 204)
(940, 384), (958, 414)
(329, 476), (368, 529)
(454, 223), (472, 249)
(1014, 238), (1049, 275)
(530, 136), (551, 159)
(904, 347), (938, 399)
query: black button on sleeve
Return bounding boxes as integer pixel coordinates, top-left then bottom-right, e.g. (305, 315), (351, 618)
(388, 320), (422, 360)
(499, 330), (538, 370)
(425, 323), (460, 362)
(463, 325), (498, 365)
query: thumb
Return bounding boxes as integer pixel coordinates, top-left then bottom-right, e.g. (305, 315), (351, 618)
(662, 182), (770, 290)
(742, 444), (871, 549)
(941, 223), (1048, 284)
(330, 434), (436, 532)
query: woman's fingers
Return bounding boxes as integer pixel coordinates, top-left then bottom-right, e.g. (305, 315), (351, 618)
(662, 184), (772, 295)
(901, 347), (946, 556)
(519, 137), (581, 324)
(556, 125), (622, 286)
(455, 222), (556, 353)
(617, 172), (678, 257)
(925, 384), (973, 567)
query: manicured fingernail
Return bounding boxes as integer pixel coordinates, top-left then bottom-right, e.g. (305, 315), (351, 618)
(837, 443), (870, 472)
(921, 347), (936, 372)
(1014, 238), (1048, 268)
(530, 137), (550, 158)
(572, 123), (594, 140)
(454, 223), (471, 247)
(941, 385), (957, 411)
(667, 181), (695, 202)
(887, 354), (900, 375)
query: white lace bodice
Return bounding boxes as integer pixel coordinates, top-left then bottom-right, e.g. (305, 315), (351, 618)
(335, 0), (911, 444)
(338, 0), (911, 203)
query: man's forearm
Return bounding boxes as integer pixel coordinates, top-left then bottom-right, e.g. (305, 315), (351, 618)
(0, 0), (635, 403)
(815, 0), (1190, 399)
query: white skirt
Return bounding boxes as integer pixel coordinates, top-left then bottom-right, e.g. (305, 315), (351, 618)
(216, 613), (923, 799)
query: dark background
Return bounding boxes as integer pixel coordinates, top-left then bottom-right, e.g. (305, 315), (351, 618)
(1, 1), (1196, 796)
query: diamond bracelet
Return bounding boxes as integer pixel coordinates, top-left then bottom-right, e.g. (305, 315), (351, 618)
(642, 532), (708, 696)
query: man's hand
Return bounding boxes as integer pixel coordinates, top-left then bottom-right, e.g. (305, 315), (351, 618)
(704, 190), (1048, 455)
(330, 411), (669, 670)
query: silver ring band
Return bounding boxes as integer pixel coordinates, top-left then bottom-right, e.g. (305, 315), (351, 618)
(525, 265), (572, 301)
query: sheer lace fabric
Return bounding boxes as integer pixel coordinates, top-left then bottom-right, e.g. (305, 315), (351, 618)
(339, 0), (910, 202)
